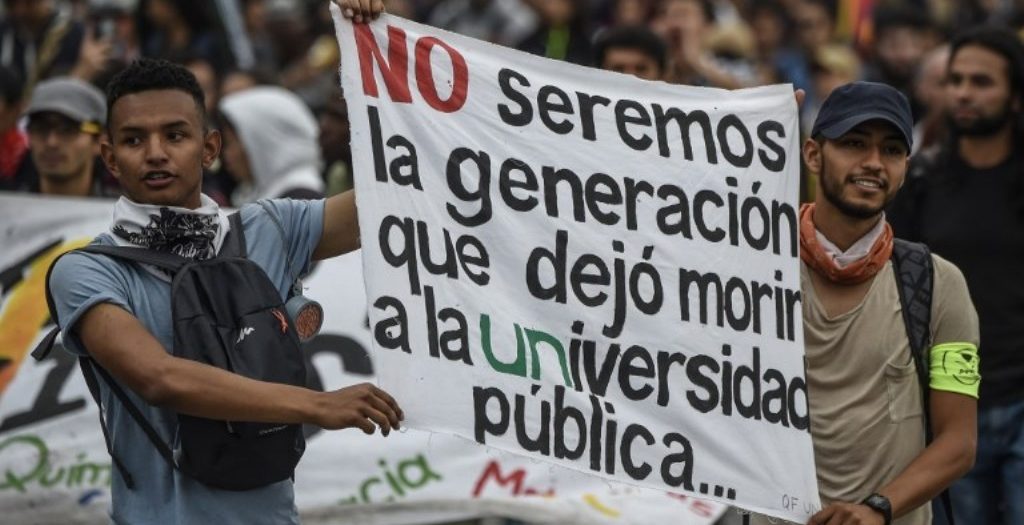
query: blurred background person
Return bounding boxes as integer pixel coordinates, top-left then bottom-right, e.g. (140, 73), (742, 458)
(318, 87), (353, 196)
(652, 0), (755, 88)
(278, 0), (347, 108)
(13, 76), (117, 197)
(608, 0), (655, 26)
(594, 24), (667, 80)
(747, 0), (811, 90)
(219, 67), (273, 98)
(218, 85), (324, 205)
(428, 0), (535, 46)
(238, 0), (278, 68)
(141, 0), (229, 70)
(0, 63), (25, 190)
(890, 26), (1024, 525)
(792, 0), (837, 61)
(804, 44), (861, 128)
(84, 0), (142, 87)
(912, 44), (951, 153)
(862, 4), (938, 119)
(517, 0), (594, 65)
(0, 0), (100, 88)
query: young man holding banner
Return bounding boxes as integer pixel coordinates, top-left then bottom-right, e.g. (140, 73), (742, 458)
(748, 82), (980, 525)
(45, 5), (401, 522)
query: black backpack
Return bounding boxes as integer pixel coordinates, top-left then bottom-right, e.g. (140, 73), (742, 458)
(33, 212), (307, 491)
(891, 239), (955, 525)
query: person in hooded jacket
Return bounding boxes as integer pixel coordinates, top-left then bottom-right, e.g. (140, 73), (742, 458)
(218, 85), (325, 205)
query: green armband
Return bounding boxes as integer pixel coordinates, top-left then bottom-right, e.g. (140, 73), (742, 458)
(929, 343), (980, 398)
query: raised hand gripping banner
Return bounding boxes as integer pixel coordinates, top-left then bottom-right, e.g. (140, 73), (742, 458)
(333, 8), (819, 523)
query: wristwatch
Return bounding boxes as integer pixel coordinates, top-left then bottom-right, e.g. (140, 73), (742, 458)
(861, 493), (893, 525)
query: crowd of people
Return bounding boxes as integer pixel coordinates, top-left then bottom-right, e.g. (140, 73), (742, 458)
(1, 0), (1023, 203)
(0, 0), (1019, 202)
(1, 1), (1022, 525)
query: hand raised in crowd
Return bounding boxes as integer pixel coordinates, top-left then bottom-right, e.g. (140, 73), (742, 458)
(71, 27), (114, 82)
(315, 382), (404, 436)
(808, 502), (884, 525)
(332, 0), (385, 23)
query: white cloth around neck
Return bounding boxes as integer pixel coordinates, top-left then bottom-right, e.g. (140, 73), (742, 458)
(814, 214), (886, 269)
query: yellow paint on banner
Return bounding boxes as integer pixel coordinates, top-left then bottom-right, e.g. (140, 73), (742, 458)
(584, 493), (621, 518)
(0, 239), (91, 396)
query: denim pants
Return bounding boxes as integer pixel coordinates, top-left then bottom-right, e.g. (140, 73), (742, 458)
(937, 398), (1024, 525)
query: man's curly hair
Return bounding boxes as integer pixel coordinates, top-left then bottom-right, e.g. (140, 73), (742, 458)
(105, 58), (207, 133)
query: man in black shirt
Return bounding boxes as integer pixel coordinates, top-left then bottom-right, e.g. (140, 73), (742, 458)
(889, 25), (1024, 525)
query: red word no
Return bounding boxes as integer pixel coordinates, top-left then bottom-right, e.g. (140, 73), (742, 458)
(355, 24), (469, 113)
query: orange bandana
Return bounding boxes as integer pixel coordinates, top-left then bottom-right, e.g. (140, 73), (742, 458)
(799, 203), (893, 285)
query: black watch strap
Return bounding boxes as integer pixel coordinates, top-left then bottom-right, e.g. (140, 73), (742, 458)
(861, 493), (893, 525)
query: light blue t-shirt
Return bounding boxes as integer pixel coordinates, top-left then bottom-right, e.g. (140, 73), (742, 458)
(49, 198), (325, 525)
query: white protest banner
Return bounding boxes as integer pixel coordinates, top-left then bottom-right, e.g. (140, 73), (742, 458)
(334, 10), (819, 522)
(0, 193), (726, 525)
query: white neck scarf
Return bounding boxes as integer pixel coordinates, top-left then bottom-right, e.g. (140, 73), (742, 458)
(110, 195), (231, 280)
(814, 214), (886, 269)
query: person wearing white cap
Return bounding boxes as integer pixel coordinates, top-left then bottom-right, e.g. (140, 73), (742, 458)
(22, 76), (118, 197)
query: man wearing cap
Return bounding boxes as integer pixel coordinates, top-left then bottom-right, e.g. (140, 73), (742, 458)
(749, 81), (980, 525)
(17, 76), (118, 197)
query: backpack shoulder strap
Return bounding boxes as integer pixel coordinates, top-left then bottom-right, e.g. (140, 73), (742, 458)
(79, 358), (178, 472)
(78, 245), (190, 273)
(891, 239), (933, 368)
(34, 245), (188, 361)
(33, 246), (174, 360)
(218, 212), (247, 258)
(890, 239), (955, 523)
(77, 357), (137, 489)
(30, 246), (179, 488)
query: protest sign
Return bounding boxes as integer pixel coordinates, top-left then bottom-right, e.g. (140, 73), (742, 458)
(0, 194), (726, 525)
(333, 9), (818, 523)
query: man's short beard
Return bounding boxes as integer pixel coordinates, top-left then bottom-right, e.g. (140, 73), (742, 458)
(819, 165), (889, 220)
(949, 103), (1016, 137)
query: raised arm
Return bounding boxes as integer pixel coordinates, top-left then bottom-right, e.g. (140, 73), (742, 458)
(311, 2), (386, 260)
(312, 190), (360, 260)
(77, 302), (402, 434)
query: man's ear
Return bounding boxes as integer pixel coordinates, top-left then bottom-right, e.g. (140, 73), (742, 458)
(802, 138), (822, 177)
(100, 135), (119, 180)
(202, 129), (221, 169)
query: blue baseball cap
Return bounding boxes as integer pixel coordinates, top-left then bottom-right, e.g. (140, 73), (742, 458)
(811, 81), (913, 150)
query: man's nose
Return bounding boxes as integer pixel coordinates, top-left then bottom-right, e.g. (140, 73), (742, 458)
(144, 137), (169, 165)
(948, 81), (970, 103)
(862, 146), (884, 171)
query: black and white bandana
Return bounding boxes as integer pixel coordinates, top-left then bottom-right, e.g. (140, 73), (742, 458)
(110, 195), (230, 279)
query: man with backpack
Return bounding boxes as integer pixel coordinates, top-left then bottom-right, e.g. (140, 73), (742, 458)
(41, 8), (399, 522)
(748, 82), (980, 525)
